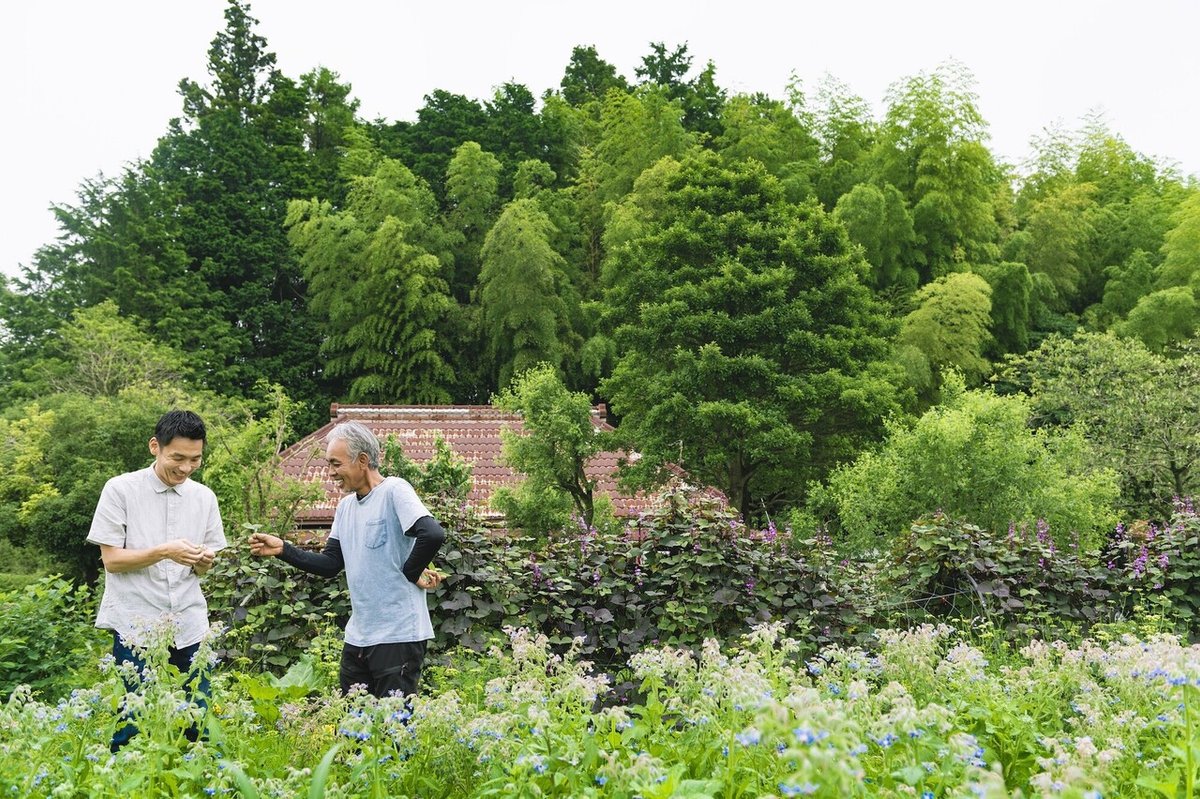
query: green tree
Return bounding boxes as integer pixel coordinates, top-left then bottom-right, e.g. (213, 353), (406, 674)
(715, 93), (818, 200)
(298, 66), (361, 204)
(286, 158), (457, 403)
(148, 0), (325, 405)
(896, 271), (993, 399)
(815, 374), (1119, 551)
(832, 182), (918, 291)
(481, 82), (549, 194)
(635, 42), (727, 139)
(811, 74), (876, 209)
(1118, 286), (1197, 352)
(1023, 182), (1100, 303)
(600, 153), (899, 518)
(584, 87), (696, 208)
(375, 89), (488, 201)
(1001, 332), (1200, 518)
(491, 364), (614, 534)
(444, 141), (503, 300)
(0, 386), (237, 583)
(1156, 192), (1200, 289)
(1100, 249), (1156, 320)
(559, 45), (630, 107)
(22, 301), (185, 398)
(872, 62), (1002, 279)
(477, 200), (581, 390)
(0, 169), (237, 403)
(974, 261), (1033, 356)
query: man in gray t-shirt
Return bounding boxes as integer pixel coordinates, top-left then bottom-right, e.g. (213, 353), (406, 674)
(250, 420), (446, 699)
(87, 409), (226, 751)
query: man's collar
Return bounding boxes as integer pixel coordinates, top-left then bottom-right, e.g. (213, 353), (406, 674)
(144, 466), (182, 494)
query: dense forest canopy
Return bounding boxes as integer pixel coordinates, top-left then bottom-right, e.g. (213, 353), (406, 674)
(2, 0), (1198, 556)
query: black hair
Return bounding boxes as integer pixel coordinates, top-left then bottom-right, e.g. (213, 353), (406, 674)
(154, 410), (207, 446)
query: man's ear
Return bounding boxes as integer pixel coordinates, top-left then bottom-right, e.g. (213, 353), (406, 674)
(149, 436), (160, 457)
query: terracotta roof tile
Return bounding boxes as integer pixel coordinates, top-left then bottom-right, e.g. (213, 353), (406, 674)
(281, 403), (664, 526)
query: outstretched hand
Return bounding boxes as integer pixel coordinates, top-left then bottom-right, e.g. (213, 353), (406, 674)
(249, 532), (284, 557)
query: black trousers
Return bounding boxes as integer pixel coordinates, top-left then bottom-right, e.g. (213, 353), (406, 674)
(340, 640), (427, 699)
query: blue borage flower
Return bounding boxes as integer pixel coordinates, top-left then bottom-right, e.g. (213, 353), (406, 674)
(792, 727), (830, 745)
(778, 782), (818, 796)
(735, 727), (761, 746)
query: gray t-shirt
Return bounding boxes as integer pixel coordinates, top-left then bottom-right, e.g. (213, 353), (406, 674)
(87, 467), (226, 648)
(331, 476), (434, 646)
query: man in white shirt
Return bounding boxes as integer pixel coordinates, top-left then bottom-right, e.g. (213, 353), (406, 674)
(87, 409), (227, 751)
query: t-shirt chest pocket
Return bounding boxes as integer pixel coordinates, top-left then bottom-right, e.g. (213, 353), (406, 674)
(364, 519), (388, 549)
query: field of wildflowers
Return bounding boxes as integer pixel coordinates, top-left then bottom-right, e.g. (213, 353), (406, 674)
(2, 619), (1198, 798)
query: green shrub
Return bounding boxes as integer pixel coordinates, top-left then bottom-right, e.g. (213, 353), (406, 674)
(814, 375), (1120, 552)
(879, 507), (1200, 641)
(433, 485), (864, 666)
(0, 576), (104, 699)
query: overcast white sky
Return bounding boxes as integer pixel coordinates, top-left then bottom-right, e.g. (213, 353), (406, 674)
(4, 0), (1198, 279)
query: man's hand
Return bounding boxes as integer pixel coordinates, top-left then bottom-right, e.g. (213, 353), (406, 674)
(416, 567), (445, 591)
(163, 538), (205, 567)
(249, 532), (284, 557)
(192, 548), (217, 575)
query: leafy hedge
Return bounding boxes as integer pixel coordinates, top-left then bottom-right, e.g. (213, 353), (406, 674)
(880, 502), (1200, 640)
(433, 485), (864, 666)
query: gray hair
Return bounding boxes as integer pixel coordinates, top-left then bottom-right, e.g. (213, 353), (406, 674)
(327, 421), (381, 469)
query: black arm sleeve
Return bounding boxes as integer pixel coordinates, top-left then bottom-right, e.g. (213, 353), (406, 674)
(401, 515), (447, 584)
(279, 537), (345, 578)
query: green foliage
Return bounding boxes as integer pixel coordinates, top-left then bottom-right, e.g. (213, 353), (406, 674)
(204, 534), (351, 671)
(896, 271), (994, 397)
(817, 375), (1120, 551)
(1119, 286), (1198, 351)
(872, 61), (1002, 278)
(715, 93), (818, 193)
(581, 86), (696, 209)
(832, 182), (917, 290)
(600, 151), (899, 518)
(975, 261), (1033, 356)
(202, 384), (323, 540)
(149, 0), (326, 403)
(0, 576), (102, 699)
(558, 45), (630, 108)
(1022, 181), (1101, 302)
(9, 608), (1200, 796)
(380, 433), (474, 514)
(490, 365), (612, 534)
(286, 158), (458, 403)
(0, 386), (237, 582)
(881, 506), (1200, 642)
(1001, 331), (1200, 518)
(20, 300), (186, 399)
(444, 141), (502, 299)
(1101, 249), (1157, 320)
(433, 485), (859, 664)
(810, 74), (876, 209)
(477, 200), (581, 389)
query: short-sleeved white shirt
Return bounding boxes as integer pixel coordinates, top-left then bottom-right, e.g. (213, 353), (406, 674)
(331, 477), (434, 646)
(87, 467), (226, 648)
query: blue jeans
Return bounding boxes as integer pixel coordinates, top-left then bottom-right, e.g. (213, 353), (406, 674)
(110, 632), (210, 752)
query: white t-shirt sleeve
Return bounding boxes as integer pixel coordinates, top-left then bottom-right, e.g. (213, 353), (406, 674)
(204, 491), (227, 552)
(86, 478), (127, 547)
(390, 479), (431, 533)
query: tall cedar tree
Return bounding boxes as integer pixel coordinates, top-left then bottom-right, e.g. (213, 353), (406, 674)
(600, 152), (899, 518)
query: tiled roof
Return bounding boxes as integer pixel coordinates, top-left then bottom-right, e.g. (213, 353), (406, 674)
(280, 403), (660, 526)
